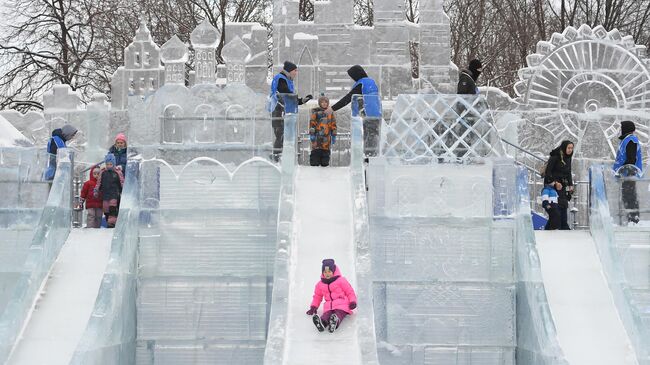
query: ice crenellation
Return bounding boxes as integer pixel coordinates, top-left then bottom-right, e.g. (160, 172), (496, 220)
(2, 2), (650, 364)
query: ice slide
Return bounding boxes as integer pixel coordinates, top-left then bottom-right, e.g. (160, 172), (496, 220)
(535, 230), (638, 365)
(8, 228), (112, 365)
(283, 166), (361, 365)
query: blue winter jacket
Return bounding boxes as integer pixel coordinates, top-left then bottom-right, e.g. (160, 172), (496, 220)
(268, 72), (297, 113)
(613, 134), (643, 176)
(351, 77), (381, 118)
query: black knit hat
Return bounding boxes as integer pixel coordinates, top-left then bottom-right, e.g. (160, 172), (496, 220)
(619, 120), (635, 140)
(283, 61), (297, 73)
(469, 59), (482, 71)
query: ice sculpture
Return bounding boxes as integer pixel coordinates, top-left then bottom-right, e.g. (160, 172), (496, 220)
(511, 25), (650, 161)
(381, 94), (503, 163)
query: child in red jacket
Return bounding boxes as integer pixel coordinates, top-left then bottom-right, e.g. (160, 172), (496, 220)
(306, 259), (357, 333)
(79, 166), (103, 228)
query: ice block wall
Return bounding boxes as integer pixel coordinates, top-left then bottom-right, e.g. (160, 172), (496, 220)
(134, 154), (281, 364)
(367, 160), (516, 364)
(0, 148), (49, 322)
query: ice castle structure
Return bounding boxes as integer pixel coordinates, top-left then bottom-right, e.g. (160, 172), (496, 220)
(1, 3), (650, 365)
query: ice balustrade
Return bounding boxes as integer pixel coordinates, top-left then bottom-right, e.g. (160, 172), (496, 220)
(129, 81), (273, 149)
(513, 167), (568, 364)
(590, 165), (650, 364)
(70, 158), (140, 364)
(0, 148), (73, 362)
(263, 110), (297, 364)
(381, 94), (504, 163)
(366, 157), (516, 363)
(349, 114), (380, 364)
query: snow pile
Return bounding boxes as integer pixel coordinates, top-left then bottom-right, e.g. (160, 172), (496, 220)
(0, 115), (32, 147)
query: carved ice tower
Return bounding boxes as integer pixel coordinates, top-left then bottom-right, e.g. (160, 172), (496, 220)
(190, 18), (220, 85)
(161, 35), (189, 86)
(111, 19), (164, 110)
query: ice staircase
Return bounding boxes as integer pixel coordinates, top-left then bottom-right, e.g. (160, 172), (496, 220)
(535, 231), (637, 365)
(8, 229), (113, 365)
(283, 166), (361, 364)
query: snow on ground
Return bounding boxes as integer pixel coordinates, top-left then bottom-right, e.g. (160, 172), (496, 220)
(8, 228), (113, 365)
(283, 166), (361, 365)
(536, 230), (638, 365)
(0, 115), (31, 147)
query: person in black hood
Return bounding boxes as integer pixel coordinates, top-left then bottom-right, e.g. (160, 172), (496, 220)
(544, 140), (575, 230)
(329, 65), (382, 156)
(43, 124), (77, 181)
(457, 59), (482, 94)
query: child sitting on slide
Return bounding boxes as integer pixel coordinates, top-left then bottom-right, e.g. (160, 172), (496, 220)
(306, 259), (357, 333)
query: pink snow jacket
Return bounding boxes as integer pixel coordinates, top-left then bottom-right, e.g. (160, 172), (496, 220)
(310, 267), (357, 314)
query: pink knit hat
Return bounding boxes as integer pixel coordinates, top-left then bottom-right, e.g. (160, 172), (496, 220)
(115, 133), (127, 144)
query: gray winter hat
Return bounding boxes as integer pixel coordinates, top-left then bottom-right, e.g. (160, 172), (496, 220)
(61, 124), (78, 141)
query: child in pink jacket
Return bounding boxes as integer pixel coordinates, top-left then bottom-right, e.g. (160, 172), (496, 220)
(306, 259), (357, 333)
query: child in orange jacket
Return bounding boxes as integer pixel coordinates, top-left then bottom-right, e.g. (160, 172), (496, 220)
(309, 96), (337, 167)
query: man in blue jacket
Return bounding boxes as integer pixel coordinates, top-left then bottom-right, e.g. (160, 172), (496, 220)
(329, 65), (382, 157)
(44, 124), (77, 181)
(268, 61), (313, 162)
(613, 120), (644, 223)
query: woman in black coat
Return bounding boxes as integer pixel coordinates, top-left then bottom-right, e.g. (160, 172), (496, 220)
(544, 140), (575, 230)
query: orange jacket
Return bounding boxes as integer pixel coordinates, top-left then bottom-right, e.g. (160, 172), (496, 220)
(309, 108), (337, 151)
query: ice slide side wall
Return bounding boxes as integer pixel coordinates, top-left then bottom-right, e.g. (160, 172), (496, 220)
(590, 166), (650, 364)
(513, 168), (568, 365)
(0, 148), (73, 363)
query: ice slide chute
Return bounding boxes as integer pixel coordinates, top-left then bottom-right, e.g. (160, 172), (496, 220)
(283, 166), (361, 364)
(8, 229), (113, 365)
(0, 148), (72, 363)
(535, 231), (637, 365)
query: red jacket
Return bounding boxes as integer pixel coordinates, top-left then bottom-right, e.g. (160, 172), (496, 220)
(80, 168), (102, 209)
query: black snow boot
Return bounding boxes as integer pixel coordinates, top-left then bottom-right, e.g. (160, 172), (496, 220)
(312, 314), (325, 332)
(328, 313), (339, 333)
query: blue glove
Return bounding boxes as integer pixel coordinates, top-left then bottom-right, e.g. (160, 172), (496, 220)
(331, 135), (336, 145)
(310, 135), (316, 142)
